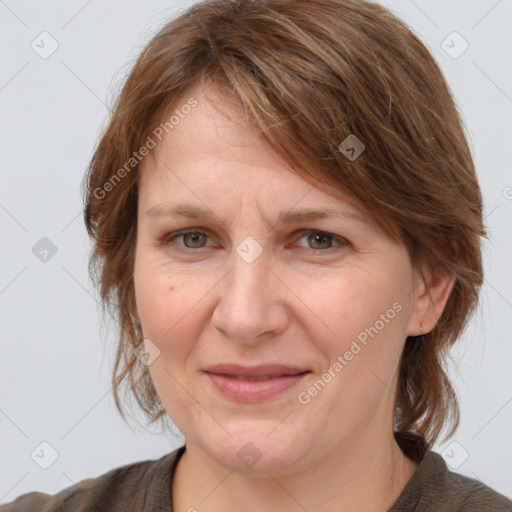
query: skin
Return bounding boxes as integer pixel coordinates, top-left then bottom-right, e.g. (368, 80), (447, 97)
(133, 82), (455, 512)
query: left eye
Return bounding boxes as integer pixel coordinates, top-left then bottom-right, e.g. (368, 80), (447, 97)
(294, 230), (348, 251)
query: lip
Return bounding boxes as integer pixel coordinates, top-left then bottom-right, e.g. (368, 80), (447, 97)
(204, 364), (310, 403)
(204, 363), (309, 378)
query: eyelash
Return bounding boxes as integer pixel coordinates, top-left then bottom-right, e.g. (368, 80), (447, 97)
(159, 228), (350, 254)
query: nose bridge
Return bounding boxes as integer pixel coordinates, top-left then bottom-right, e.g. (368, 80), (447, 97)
(212, 241), (287, 342)
(230, 245), (268, 303)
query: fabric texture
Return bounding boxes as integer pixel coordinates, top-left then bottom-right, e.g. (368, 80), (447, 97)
(1, 432), (511, 511)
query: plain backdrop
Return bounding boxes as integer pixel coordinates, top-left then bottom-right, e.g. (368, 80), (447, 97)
(1, 0), (511, 503)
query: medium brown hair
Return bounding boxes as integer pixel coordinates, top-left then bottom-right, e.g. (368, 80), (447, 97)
(83, 0), (486, 447)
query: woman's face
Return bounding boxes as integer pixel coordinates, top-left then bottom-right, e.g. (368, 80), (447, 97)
(134, 85), (437, 474)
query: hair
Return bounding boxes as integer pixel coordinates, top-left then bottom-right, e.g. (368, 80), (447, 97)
(82, 0), (487, 448)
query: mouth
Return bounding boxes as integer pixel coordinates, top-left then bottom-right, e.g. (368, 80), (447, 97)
(203, 364), (311, 402)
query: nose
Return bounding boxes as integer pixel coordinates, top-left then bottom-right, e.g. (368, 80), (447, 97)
(211, 245), (289, 345)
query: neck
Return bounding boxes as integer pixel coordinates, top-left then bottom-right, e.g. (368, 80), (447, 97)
(171, 427), (420, 512)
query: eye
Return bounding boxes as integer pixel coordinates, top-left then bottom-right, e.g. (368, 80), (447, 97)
(294, 230), (349, 252)
(160, 229), (211, 251)
(180, 231), (208, 249)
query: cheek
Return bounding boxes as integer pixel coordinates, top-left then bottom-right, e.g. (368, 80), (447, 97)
(298, 271), (387, 344)
(134, 265), (209, 429)
(133, 261), (215, 364)
(300, 269), (408, 381)
(299, 274), (408, 428)
(135, 257), (193, 330)
(136, 274), (175, 332)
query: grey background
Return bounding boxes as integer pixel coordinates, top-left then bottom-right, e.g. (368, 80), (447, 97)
(1, 0), (511, 503)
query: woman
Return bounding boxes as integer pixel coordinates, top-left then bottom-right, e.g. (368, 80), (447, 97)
(2, 0), (511, 510)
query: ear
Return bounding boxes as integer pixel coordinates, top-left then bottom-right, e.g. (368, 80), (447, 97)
(405, 264), (455, 337)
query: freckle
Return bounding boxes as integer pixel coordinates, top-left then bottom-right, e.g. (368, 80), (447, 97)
(168, 286), (175, 291)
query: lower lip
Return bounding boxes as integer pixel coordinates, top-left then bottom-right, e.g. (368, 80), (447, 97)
(205, 372), (309, 403)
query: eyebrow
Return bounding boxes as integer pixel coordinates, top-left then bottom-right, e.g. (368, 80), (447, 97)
(145, 203), (368, 225)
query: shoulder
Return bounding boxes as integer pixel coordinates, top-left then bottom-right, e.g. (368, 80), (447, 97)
(445, 468), (512, 512)
(391, 432), (512, 511)
(406, 451), (512, 511)
(0, 446), (184, 512)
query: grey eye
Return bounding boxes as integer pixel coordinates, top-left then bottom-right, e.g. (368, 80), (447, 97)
(182, 232), (208, 248)
(306, 232), (335, 250)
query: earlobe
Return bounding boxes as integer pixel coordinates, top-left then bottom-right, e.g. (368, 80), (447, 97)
(406, 265), (456, 337)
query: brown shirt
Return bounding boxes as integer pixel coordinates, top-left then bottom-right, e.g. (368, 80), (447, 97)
(1, 432), (511, 511)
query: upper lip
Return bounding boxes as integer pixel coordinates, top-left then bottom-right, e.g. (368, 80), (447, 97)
(204, 363), (309, 378)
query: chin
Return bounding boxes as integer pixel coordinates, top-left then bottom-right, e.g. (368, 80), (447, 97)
(193, 424), (311, 475)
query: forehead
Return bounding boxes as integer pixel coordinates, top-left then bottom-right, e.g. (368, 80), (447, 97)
(138, 84), (375, 229)
(144, 85), (275, 172)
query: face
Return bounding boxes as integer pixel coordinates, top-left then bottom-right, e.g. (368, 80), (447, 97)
(133, 84), (429, 475)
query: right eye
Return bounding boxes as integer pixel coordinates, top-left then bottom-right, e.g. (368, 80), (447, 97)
(160, 229), (212, 251)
